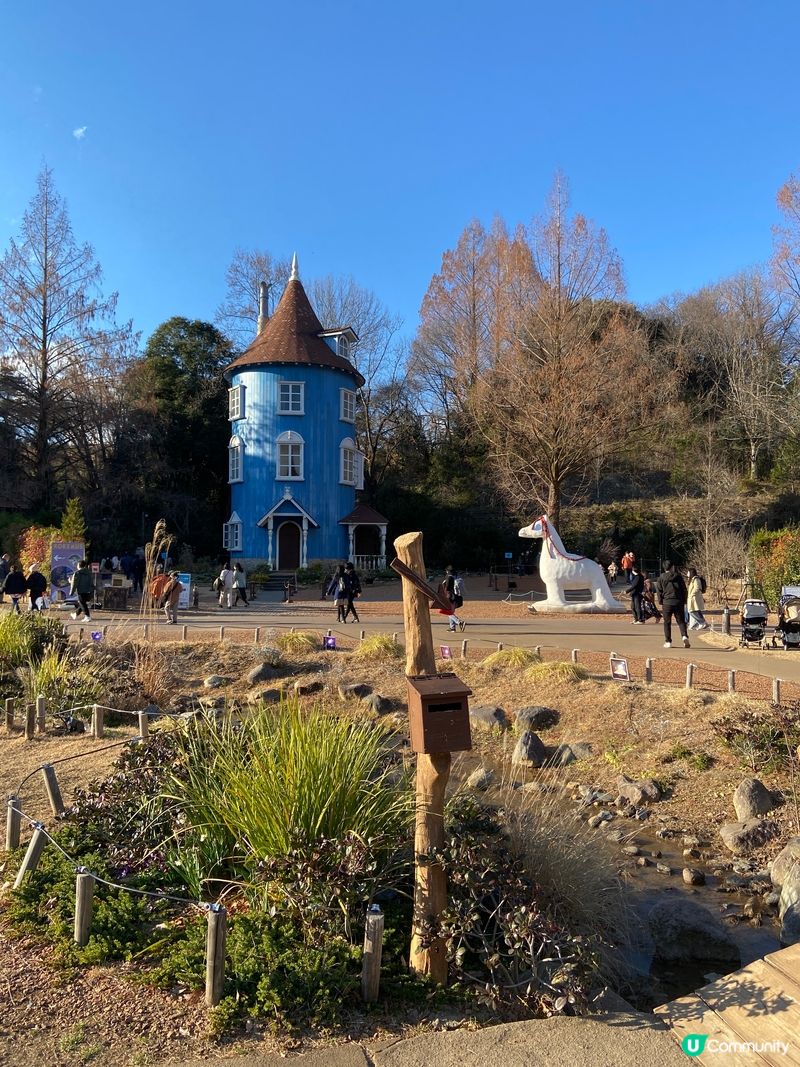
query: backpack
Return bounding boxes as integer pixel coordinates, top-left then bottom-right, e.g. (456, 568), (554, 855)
(338, 576), (347, 593)
(699, 576), (707, 594)
(453, 576), (464, 598)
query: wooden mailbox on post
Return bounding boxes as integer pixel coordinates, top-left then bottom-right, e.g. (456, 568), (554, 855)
(406, 673), (472, 754)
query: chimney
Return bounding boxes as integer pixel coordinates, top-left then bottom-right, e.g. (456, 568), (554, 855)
(257, 280), (269, 334)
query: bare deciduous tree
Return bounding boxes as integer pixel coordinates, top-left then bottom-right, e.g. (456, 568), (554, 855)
(774, 172), (800, 304)
(215, 248), (291, 348)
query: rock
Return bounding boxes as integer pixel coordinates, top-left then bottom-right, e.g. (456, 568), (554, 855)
(606, 829), (626, 843)
(293, 680), (321, 696)
(683, 835), (702, 847)
(636, 856), (651, 867)
(765, 891), (781, 907)
(622, 845), (640, 856)
(683, 848), (701, 860)
(622, 804), (637, 818)
(733, 778), (775, 821)
(656, 863), (672, 876)
(203, 675), (228, 689)
(595, 792), (615, 804)
(720, 819), (780, 854)
(616, 774), (661, 805)
(771, 837), (800, 888)
(258, 646), (282, 666)
(545, 741), (592, 767)
(634, 808), (651, 821)
(365, 693), (392, 714)
(781, 904), (800, 946)
(683, 868), (706, 886)
(466, 767), (495, 792)
(512, 731), (548, 767)
(515, 705), (560, 731)
(338, 682), (373, 701)
(587, 812), (612, 829)
(648, 898), (741, 963)
(247, 662), (279, 685)
(469, 705), (509, 730)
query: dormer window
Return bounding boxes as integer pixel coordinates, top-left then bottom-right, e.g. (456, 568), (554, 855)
(337, 335), (350, 359)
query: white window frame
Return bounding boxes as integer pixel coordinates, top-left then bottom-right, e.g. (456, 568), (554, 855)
(223, 521), (242, 551)
(228, 435), (244, 483)
(337, 335), (350, 359)
(276, 430), (304, 480)
(340, 388), (356, 423)
(340, 437), (356, 485)
(228, 384), (245, 421)
(278, 381), (305, 415)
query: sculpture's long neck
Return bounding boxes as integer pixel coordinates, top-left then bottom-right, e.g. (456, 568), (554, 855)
(543, 518), (567, 557)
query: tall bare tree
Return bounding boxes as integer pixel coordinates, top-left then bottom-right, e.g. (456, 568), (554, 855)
(774, 172), (800, 304)
(215, 248), (291, 348)
(0, 167), (132, 510)
(471, 178), (655, 528)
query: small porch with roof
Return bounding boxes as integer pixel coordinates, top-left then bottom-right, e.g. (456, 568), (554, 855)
(257, 488), (319, 570)
(339, 503), (389, 572)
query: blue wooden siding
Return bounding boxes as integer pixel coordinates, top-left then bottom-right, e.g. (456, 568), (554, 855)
(228, 364), (358, 562)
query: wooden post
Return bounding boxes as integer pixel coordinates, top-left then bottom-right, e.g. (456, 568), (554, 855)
(394, 531), (450, 985)
(142, 623), (149, 640)
(219, 626), (225, 642)
(181, 624), (188, 642)
(6, 795), (21, 851)
(78, 627), (84, 642)
(645, 657), (653, 684)
(91, 704), (104, 739)
(685, 663), (694, 689)
(138, 710), (149, 738)
(360, 629), (366, 641)
(25, 704), (35, 741)
(361, 904), (385, 1002)
(5, 697), (14, 732)
(36, 694), (46, 734)
(571, 648), (579, 664)
(74, 870), (96, 946)
(102, 626), (108, 638)
(727, 670), (736, 693)
(326, 628), (332, 637)
(41, 764), (64, 817)
(461, 639), (468, 660)
(253, 627), (260, 645)
(535, 645), (541, 658)
(13, 826), (47, 888)
(205, 905), (227, 1007)
(392, 632), (398, 644)
(497, 642), (503, 652)
(773, 678), (782, 705)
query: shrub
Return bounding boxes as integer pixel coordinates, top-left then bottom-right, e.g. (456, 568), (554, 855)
(0, 611), (65, 669)
(525, 661), (589, 683)
(750, 527), (800, 607)
(17, 646), (109, 710)
(711, 699), (800, 773)
(351, 633), (403, 661)
(17, 524), (61, 579)
(480, 647), (541, 671)
(276, 630), (319, 655)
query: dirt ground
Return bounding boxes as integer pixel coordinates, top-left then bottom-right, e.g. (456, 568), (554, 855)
(1, 633), (798, 1065)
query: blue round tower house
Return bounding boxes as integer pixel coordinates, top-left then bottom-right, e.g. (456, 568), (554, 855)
(222, 257), (387, 572)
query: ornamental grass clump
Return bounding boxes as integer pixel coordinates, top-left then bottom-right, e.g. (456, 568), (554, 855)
(18, 646), (108, 710)
(0, 611), (65, 669)
(480, 646), (541, 671)
(276, 630), (319, 655)
(351, 633), (403, 662)
(525, 661), (589, 683)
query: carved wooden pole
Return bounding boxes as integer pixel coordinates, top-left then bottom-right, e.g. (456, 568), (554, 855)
(394, 531), (449, 985)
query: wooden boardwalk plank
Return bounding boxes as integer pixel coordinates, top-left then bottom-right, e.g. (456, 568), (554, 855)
(655, 995), (767, 1066)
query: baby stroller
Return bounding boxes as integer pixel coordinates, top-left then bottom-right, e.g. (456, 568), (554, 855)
(740, 600), (769, 648)
(774, 587), (800, 649)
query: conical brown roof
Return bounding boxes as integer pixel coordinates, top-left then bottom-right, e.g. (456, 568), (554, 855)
(225, 278), (364, 385)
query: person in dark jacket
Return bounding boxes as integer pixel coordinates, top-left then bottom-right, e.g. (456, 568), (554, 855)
(326, 564), (347, 622)
(656, 560), (690, 649)
(26, 564), (49, 611)
(0, 553), (10, 604)
(2, 563), (27, 613)
(343, 562), (362, 623)
(70, 560), (94, 621)
(626, 564), (645, 624)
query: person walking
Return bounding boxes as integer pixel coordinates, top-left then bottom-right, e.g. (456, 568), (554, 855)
(0, 553), (10, 604)
(607, 560), (619, 585)
(218, 562), (235, 609)
(162, 571), (183, 625)
(621, 551), (635, 585)
(642, 575), (662, 623)
(26, 564), (49, 611)
(132, 554), (145, 594)
(656, 560), (690, 649)
(2, 563), (27, 614)
(343, 561), (362, 623)
(233, 562), (249, 606)
(326, 564), (347, 622)
(440, 566), (465, 632)
(626, 563), (645, 624)
(687, 568), (708, 630)
(70, 560), (94, 621)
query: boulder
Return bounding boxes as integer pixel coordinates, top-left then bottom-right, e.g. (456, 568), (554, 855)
(616, 775), (661, 805)
(771, 837), (800, 888)
(515, 706), (560, 731)
(781, 904), (800, 946)
(248, 688), (283, 704)
(338, 682), (372, 701)
(293, 680), (322, 696)
(683, 868), (706, 886)
(648, 898), (740, 963)
(365, 693), (392, 715)
(720, 819), (780, 854)
(512, 730), (548, 767)
(259, 646), (282, 666)
(469, 705), (509, 730)
(733, 778), (775, 821)
(466, 767), (495, 792)
(247, 662), (279, 686)
(203, 675), (228, 689)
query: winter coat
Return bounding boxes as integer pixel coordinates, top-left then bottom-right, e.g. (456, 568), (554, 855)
(626, 571), (645, 597)
(344, 570), (362, 598)
(688, 576), (705, 613)
(163, 578), (183, 607)
(2, 571), (27, 596)
(327, 573), (347, 601)
(656, 569), (687, 606)
(26, 571), (48, 599)
(219, 567), (234, 590)
(71, 568), (94, 596)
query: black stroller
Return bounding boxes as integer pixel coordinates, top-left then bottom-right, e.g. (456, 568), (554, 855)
(774, 587), (800, 649)
(740, 599), (769, 648)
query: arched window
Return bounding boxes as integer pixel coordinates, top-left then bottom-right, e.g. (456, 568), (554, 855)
(228, 435), (244, 483)
(340, 436), (356, 485)
(337, 335), (350, 359)
(276, 430), (304, 480)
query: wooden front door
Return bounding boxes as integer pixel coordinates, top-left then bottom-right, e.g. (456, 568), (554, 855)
(277, 521), (301, 570)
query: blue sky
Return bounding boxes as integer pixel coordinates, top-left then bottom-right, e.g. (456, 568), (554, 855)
(1, 0), (798, 344)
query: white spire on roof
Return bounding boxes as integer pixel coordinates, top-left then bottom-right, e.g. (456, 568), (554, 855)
(290, 252), (299, 281)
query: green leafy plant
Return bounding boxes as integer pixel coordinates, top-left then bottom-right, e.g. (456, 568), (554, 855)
(17, 645), (109, 710)
(0, 611), (65, 669)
